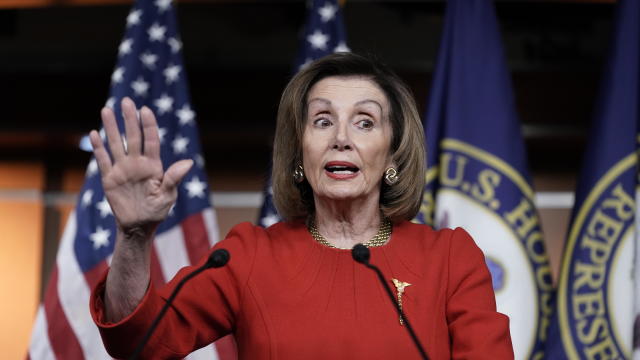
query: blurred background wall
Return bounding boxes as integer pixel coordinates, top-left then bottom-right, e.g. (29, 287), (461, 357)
(0, 0), (614, 358)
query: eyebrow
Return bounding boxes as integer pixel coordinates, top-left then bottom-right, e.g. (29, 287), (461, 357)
(307, 98), (384, 113)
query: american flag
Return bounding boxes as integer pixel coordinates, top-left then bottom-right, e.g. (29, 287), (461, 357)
(258, 0), (349, 227)
(27, 0), (236, 359)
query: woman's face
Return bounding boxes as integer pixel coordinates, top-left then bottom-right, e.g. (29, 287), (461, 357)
(302, 76), (393, 203)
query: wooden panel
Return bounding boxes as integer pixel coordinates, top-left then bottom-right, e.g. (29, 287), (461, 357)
(0, 200), (43, 360)
(62, 168), (85, 193)
(0, 163), (45, 358)
(56, 204), (75, 238)
(538, 208), (571, 285)
(215, 207), (259, 240)
(0, 163), (44, 190)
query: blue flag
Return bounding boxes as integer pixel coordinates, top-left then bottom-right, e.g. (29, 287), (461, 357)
(26, 1), (237, 358)
(415, 0), (553, 358)
(257, 0), (348, 227)
(545, 0), (639, 358)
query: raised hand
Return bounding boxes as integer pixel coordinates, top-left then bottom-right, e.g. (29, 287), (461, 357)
(90, 97), (193, 236)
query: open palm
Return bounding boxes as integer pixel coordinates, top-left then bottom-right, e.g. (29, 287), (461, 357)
(90, 97), (193, 232)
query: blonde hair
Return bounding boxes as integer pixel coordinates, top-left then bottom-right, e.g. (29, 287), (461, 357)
(272, 53), (426, 222)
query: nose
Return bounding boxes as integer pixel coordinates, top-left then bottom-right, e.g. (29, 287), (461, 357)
(332, 121), (352, 151)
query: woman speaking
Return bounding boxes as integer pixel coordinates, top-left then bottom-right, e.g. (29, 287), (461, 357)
(89, 53), (513, 359)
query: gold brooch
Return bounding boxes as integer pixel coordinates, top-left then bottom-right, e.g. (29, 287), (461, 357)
(392, 278), (411, 325)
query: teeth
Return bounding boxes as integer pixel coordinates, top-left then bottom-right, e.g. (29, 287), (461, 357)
(326, 165), (359, 174)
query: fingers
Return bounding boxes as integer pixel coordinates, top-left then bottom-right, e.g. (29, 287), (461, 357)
(101, 106), (126, 161)
(90, 129), (113, 174)
(140, 106), (161, 161)
(162, 159), (194, 191)
(122, 97), (142, 157)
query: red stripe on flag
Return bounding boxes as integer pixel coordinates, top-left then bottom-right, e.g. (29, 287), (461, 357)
(214, 335), (238, 360)
(43, 267), (85, 360)
(83, 260), (109, 290)
(150, 246), (166, 288)
(181, 213), (212, 265)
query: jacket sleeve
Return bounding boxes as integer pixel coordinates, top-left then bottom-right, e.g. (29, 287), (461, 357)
(445, 227), (514, 359)
(90, 222), (259, 359)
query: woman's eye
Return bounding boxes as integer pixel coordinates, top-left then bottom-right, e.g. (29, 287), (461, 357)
(357, 119), (374, 129)
(313, 118), (332, 128)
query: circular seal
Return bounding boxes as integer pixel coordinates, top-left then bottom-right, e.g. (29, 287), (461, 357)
(420, 139), (553, 360)
(557, 153), (636, 360)
(485, 255), (506, 292)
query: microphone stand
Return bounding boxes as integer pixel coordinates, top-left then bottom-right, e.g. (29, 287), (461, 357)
(129, 249), (230, 360)
(352, 244), (429, 360)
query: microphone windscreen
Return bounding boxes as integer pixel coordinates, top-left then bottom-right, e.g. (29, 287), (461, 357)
(208, 248), (230, 268)
(351, 243), (370, 264)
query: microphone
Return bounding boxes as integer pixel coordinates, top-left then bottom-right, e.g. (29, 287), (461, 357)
(130, 248), (230, 360)
(352, 244), (430, 360)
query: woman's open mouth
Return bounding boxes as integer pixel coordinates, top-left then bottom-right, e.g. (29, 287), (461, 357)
(324, 161), (359, 179)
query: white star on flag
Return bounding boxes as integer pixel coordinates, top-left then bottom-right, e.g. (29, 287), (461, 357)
(86, 159), (98, 177)
(172, 134), (189, 154)
(118, 38), (134, 56)
(131, 77), (150, 97)
(307, 30), (329, 50)
(298, 58), (313, 70)
(105, 97), (116, 109)
(168, 37), (182, 53)
(185, 176), (206, 198)
(163, 64), (181, 84)
(148, 22), (166, 42)
(96, 197), (113, 218)
(126, 9), (142, 27)
(318, 3), (337, 22)
(299, 57), (313, 71)
(81, 190), (94, 207)
(158, 127), (167, 143)
(176, 104), (195, 125)
(140, 51), (158, 69)
(334, 41), (350, 53)
(155, 0), (172, 12)
(195, 154), (205, 168)
(111, 67), (125, 85)
(89, 226), (111, 249)
(262, 212), (280, 227)
(154, 93), (174, 115)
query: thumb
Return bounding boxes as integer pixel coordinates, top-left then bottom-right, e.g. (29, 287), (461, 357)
(162, 159), (194, 191)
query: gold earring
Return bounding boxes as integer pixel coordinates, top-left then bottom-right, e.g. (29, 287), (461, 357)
(293, 164), (305, 183)
(384, 167), (399, 185)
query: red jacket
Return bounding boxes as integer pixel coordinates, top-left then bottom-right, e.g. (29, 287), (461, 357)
(91, 221), (513, 359)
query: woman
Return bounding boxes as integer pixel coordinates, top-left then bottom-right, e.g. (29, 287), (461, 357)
(89, 53), (513, 359)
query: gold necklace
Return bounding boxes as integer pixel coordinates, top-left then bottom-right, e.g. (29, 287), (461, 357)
(308, 217), (392, 249)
